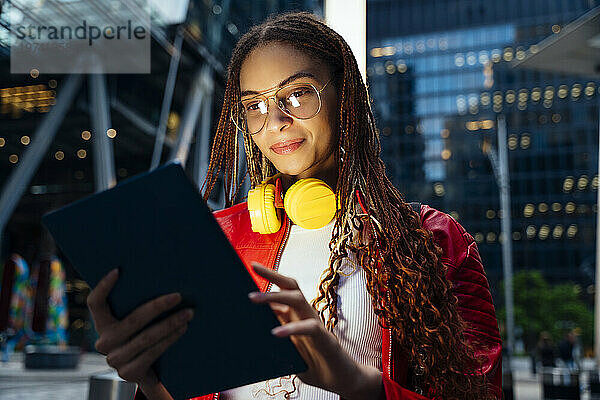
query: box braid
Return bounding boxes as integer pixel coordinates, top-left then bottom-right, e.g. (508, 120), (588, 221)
(202, 11), (494, 400)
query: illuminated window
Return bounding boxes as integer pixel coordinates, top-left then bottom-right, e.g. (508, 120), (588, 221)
(433, 182), (445, 196)
(54, 151), (64, 161)
(503, 47), (513, 61)
(526, 225), (536, 239)
(370, 48), (383, 58)
(523, 203), (535, 217)
(531, 88), (541, 102)
(466, 52), (477, 65)
(77, 149), (87, 159)
(539, 225), (550, 240)
(585, 83), (596, 97)
(0, 137), (5, 147)
(552, 225), (563, 239)
(558, 85), (568, 98)
(538, 203), (548, 213)
(512, 232), (522, 241)
(552, 24), (561, 34)
(592, 175), (599, 190)
(565, 202), (576, 214)
(455, 53), (465, 67)
(474, 232), (484, 243)
(552, 113), (561, 123)
(81, 130), (91, 140)
(518, 89), (528, 103)
(577, 175), (589, 190)
(385, 61), (396, 74)
(481, 92), (491, 106)
(106, 128), (117, 138)
(505, 90), (516, 104)
(491, 49), (502, 63)
(20, 136), (30, 145)
(381, 46), (396, 57)
(441, 149), (451, 160)
(552, 202), (562, 212)
(520, 133), (530, 149)
(566, 224), (578, 238)
(486, 232), (497, 243)
(571, 84), (582, 99)
(508, 134), (518, 150)
(478, 51), (489, 64)
(486, 209), (496, 219)
(396, 60), (407, 73)
(562, 176), (574, 192)
(9, 154), (18, 164)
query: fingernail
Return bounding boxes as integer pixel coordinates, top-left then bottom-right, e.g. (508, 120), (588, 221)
(251, 262), (264, 269)
(109, 268), (119, 278)
(271, 326), (285, 336)
(248, 292), (259, 300)
(180, 309), (194, 321)
(167, 293), (181, 305)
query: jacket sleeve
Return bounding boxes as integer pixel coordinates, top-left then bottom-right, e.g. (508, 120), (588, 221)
(419, 206), (503, 399)
(447, 234), (503, 398)
(382, 375), (431, 400)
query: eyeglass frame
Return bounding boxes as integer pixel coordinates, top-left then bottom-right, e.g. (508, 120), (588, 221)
(231, 77), (333, 135)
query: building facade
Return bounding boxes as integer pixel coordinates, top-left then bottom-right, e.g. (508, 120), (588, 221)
(367, 0), (600, 297)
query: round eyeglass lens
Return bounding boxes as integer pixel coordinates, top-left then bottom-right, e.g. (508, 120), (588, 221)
(239, 83), (321, 134)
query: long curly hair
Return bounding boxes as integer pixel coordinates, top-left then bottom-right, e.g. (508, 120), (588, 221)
(202, 11), (492, 399)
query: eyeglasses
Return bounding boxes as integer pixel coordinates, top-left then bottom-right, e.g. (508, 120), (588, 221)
(231, 78), (332, 135)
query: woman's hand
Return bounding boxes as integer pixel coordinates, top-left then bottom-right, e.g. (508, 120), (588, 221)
(87, 269), (194, 400)
(248, 262), (383, 400)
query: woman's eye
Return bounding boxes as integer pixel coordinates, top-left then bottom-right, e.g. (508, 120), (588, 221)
(245, 102), (260, 112)
(290, 88), (310, 98)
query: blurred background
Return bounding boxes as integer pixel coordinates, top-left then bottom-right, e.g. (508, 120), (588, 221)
(0, 0), (599, 399)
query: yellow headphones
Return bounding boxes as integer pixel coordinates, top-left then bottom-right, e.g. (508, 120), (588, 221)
(247, 174), (337, 234)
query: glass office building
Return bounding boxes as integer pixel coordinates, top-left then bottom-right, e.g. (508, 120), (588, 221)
(367, 0), (600, 295)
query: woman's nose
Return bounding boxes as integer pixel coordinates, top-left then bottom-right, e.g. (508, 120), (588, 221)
(264, 97), (293, 133)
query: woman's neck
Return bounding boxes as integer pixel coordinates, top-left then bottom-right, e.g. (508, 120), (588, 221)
(280, 158), (338, 194)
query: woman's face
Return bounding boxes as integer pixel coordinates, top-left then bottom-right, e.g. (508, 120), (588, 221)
(239, 42), (338, 185)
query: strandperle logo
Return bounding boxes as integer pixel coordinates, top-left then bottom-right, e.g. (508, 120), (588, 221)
(14, 20), (148, 47)
(9, 0), (151, 74)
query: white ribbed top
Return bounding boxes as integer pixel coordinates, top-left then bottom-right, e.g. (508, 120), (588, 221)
(221, 221), (382, 400)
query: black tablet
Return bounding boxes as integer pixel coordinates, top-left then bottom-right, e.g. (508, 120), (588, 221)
(43, 162), (306, 400)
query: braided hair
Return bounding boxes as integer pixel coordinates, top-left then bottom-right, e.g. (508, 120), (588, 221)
(203, 12), (493, 399)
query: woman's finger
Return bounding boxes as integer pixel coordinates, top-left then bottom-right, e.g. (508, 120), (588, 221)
(118, 292), (182, 339)
(116, 323), (189, 383)
(248, 290), (310, 312)
(87, 269), (119, 331)
(96, 292), (183, 354)
(106, 308), (193, 369)
(271, 318), (323, 338)
(251, 262), (299, 290)
(268, 302), (290, 315)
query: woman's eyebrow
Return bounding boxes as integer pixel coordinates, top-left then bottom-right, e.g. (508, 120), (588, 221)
(241, 71), (317, 97)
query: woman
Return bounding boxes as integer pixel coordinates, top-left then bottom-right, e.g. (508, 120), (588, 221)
(87, 12), (502, 400)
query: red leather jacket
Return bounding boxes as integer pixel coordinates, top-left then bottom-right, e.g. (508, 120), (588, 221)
(136, 202), (502, 400)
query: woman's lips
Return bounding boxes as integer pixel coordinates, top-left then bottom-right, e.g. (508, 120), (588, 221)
(270, 139), (305, 155)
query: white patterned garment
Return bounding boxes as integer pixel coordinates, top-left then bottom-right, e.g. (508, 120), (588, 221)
(220, 220), (382, 400)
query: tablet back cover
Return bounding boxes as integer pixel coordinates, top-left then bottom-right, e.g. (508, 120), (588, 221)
(43, 162), (306, 399)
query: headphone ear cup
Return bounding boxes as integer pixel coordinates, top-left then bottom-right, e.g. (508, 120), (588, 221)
(284, 179), (336, 229)
(248, 183), (282, 234)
